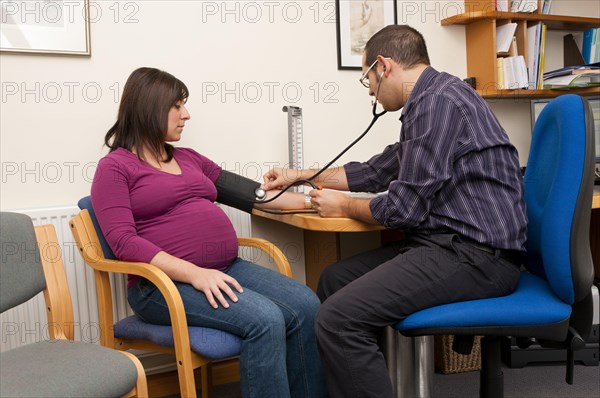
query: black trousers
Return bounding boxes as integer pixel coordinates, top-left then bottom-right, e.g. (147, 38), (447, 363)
(315, 233), (520, 398)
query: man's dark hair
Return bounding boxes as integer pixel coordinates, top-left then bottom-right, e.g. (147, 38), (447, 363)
(364, 25), (430, 69)
(104, 67), (189, 163)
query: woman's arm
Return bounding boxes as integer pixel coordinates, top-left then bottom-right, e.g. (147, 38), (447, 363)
(254, 190), (307, 210)
(149, 251), (242, 309)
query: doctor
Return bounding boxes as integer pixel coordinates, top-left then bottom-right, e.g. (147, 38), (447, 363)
(262, 25), (527, 398)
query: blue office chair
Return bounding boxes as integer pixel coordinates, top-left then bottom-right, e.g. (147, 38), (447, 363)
(70, 196), (292, 398)
(395, 94), (596, 398)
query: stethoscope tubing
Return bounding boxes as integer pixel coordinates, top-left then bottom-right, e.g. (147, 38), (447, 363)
(257, 76), (387, 204)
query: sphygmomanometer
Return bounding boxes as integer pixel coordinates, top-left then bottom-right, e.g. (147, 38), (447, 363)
(215, 66), (388, 213)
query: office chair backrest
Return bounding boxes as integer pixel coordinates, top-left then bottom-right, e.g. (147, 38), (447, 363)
(77, 196), (116, 260)
(524, 94), (595, 305)
(0, 212), (47, 313)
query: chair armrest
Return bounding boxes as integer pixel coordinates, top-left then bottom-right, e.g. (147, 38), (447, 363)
(69, 212), (193, 365)
(237, 237), (292, 277)
(119, 350), (149, 397)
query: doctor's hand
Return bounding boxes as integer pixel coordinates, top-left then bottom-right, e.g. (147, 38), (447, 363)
(263, 167), (303, 190)
(308, 189), (351, 218)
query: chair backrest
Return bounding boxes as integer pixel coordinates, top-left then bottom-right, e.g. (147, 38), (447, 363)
(0, 212), (46, 313)
(77, 196), (116, 260)
(524, 94), (595, 305)
(1, 212), (75, 340)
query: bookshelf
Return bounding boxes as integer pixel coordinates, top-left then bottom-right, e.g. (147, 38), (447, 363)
(442, 1), (600, 99)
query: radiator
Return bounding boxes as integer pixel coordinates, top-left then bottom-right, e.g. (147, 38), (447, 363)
(1, 204), (251, 355)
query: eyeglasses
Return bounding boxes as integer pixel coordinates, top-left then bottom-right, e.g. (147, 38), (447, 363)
(359, 57), (391, 89)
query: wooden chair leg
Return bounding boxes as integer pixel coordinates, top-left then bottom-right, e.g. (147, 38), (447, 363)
(201, 364), (213, 398)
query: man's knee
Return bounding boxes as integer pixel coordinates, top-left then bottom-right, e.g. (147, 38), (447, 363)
(316, 263), (345, 302)
(315, 297), (345, 336)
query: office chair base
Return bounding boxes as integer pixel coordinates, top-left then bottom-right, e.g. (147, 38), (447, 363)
(501, 325), (599, 368)
(480, 336), (503, 398)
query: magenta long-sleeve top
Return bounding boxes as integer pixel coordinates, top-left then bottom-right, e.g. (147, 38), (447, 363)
(91, 147), (239, 286)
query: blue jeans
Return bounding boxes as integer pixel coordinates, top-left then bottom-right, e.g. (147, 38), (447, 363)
(127, 258), (328, 398)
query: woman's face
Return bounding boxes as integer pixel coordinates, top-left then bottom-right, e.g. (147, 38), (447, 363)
(165, 100), (191, 142)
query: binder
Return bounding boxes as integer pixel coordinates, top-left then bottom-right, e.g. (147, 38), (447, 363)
(582, 28), (595, 64)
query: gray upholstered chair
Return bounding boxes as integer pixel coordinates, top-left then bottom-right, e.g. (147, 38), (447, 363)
(0, 212), (148, 397)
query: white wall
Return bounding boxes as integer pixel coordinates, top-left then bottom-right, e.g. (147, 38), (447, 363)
(1, 0), (598, 210)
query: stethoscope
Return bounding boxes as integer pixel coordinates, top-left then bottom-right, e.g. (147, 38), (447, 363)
(255, 71), (388, 204)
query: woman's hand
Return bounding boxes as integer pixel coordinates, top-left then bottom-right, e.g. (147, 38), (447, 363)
(263, 167), (302, 190)
(190, 267), (244, 309)
(150, 251), (244, 309)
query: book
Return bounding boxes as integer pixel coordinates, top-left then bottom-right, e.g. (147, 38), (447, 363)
(537, 24), (548, 89)
(501, 56), (528, 89)
(541, 0), (553, 14)
(497, 23), (518, 54)
(515, 55), (529, 89)
(527, 23), (542, 89)
(497, 58), (505, 89)
(582, 28), (595, 64)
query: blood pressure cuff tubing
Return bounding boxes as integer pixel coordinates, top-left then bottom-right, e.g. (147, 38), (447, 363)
(215, 169), (261, 214)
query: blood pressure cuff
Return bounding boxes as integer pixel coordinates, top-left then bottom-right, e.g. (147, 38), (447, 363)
(215, 169), (261, 214)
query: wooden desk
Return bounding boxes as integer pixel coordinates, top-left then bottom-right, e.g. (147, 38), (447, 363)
(251, 210), (384, 290)
(593, 187), (599, 209)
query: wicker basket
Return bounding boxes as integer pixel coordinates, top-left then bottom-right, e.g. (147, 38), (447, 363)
(434, 335), (482, 374)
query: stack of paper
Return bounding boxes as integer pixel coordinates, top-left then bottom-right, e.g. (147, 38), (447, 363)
(511, 0), (538, 13)
(543, 63), (600, 89)
(543, 73), (600, 89)
(496, 0), (509, 12)
(543, 63), (600, 79)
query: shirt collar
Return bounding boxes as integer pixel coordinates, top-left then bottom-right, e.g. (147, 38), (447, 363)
(400, 66), (439, 121)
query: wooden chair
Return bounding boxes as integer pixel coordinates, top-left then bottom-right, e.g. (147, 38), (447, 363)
(69, 197), (292, 398)
(0, 212), (148, 398)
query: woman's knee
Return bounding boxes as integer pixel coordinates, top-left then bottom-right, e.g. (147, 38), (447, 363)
(244, 299), (287, 339)
(295, 286), (322, 317)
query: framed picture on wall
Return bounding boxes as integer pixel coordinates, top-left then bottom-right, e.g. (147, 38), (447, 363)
(336, 0), (397, 70)
(1, 0), (91, 55)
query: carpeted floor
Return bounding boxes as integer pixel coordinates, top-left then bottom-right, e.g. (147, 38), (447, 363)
(204, 363), (599, 398)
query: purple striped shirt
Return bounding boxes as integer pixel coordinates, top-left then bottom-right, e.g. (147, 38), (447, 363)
(345, 67), (527, 251)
